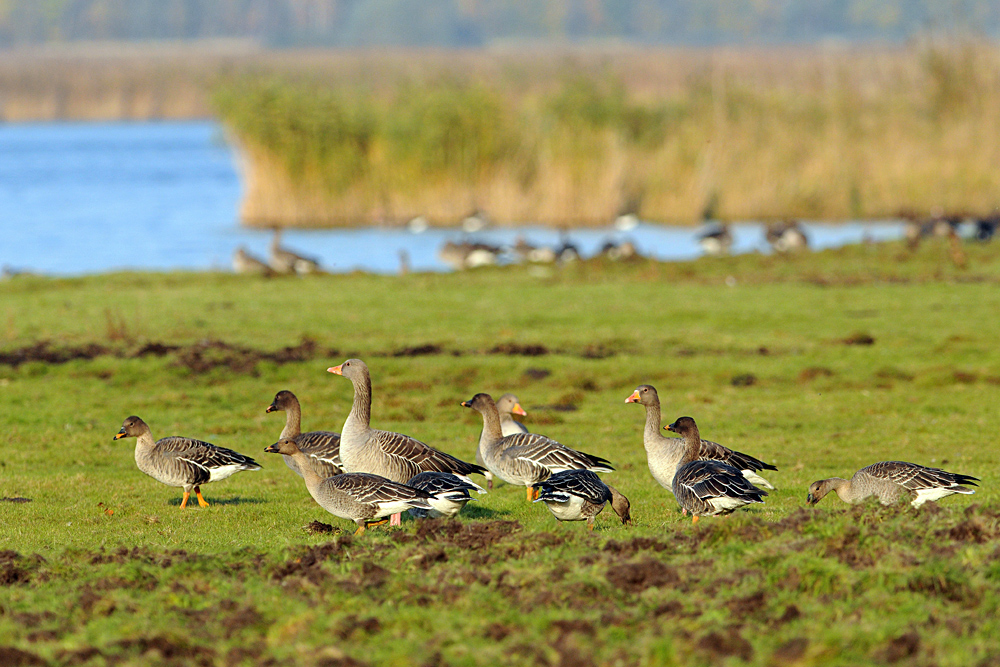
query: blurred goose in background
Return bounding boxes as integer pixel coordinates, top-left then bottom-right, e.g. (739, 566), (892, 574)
(114, 416), (260, 508)
(232, 247), (273, 276)
(667, 416), (767, 523)
(512, 236), (557, 264)
(532, 469), (632, 530)
(438, 240), (502, 270)
(269, 229), (320, 274)
(696, 222), (732, 256)
(975, 215), (997, 242)
(265, 438), (432, 534)
(266, 390), (342, 478)
(406, 471), (484, 518)
(477, 393), (529, 490)
(329, 359), (487, 525)
(807, 461), (978, 508)
(765, 220), (809, 253)
(462, 392), (613, 501)
(597, 238), (639, 261)
(626, 385), (777, 491)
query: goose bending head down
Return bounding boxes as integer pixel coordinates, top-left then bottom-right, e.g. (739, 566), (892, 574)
(666, 416), (767, 523)
(328, 359), (486, 526)
(462, 392), (614, 502)
(532, 469), (632, 530)
(625, 384), (777, 490)
(406, 471), (484, 519)
(265, 438), (432, 534)
(115, 416), (260, 509)
(807, 462), (979, 508)
(266, 389), (343, 479)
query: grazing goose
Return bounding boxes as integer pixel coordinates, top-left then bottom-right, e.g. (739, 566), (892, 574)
(667, 417), (767, 523)
(329, 359), (486, 526)
(406, 471), (484, 519)
(807, 462), (979, 508)
(476, 393), (529, 490)
(462, 393), (614, 501)
(264, 438), (432, 534)
(626, 385), (776, 490)
(532, 469), (632, 530)
(266, 390), (342, 479)
(232, 247), (273, 276)
(269, 230), (320, 275)
(114, 416), (260, 508)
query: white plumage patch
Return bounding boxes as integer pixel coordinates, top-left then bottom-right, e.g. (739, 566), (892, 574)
(206, 463), (245, 482)
(911, 486), (972, 507)
(742, 470), (774, 489)
(707, 496), (747, 512)
(538, 494), (588, 521)
(375, 500), (424, 518)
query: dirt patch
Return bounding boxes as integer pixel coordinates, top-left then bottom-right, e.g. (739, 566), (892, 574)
(550, 619), (594, 636)
(842, 331), (876, 345)
(391, 344), (442, 357)
(697, 628), (754, 661)
(0, 647), (47, 666)
(414, 548), (448, 570)
(491, 342), (549, 356)
(823, 526), (876, 568)
(606, 558), (679, 594)
(0, 551), (42, 586)
(336, 615), (382, 640)
(113, 636), (215, 666)
(603, 537), (671, 557)
(773, 637), (809, 662)
(0, 341), (111, 368)
(523, 368), (551, 380)
(414, 519), (521, 550)
(731, 373), (757, 387)
(272, 538), (352, 584)
(799, 366), (834, 382)
(943, 516), (993, 543)
(727, 590), (767, 618)
(884, 631), (920, 663)
(303, 520), (335, 535)
(773, 604), (802, 625)
(0, 497), (32, 503)
(483, 623), (513, 641)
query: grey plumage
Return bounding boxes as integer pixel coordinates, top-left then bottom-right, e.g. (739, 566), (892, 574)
(533, 469), (632, 529)
(406, 471), (484, 518)
(477, 392), (529, 489)
(266, 389), (342, 478)
(808, 461), (978, 508)
(114, 416), (260, 508)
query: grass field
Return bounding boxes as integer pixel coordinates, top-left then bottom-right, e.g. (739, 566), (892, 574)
(2, 239), (1000, 666)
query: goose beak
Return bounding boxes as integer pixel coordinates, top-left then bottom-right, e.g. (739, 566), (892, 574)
(460, 400), (472, 408)
(512, 402), (527, 416)
(328, 364), (343, 375)
(665, 421), (679, 433)
(113, 429), (127, 440)
(625, 390), (641, 403)
(806, 493), (817, 505)
(265, 403), (277, 413)
(264, 443), (280, 453)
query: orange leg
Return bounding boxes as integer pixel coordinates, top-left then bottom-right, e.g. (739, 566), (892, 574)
(368, 518), (389, 529)
(588, 520), (595, 532)
(180, 491), (190, 509)
(691, 515), (699, 525)
(195, 486), (210, 508)
(354, 523), (366, 535)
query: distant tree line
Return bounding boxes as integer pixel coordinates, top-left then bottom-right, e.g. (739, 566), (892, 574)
(1, 0), (997, 47)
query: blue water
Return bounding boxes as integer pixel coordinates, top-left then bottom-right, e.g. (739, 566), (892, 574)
(0, 121), (905, 276)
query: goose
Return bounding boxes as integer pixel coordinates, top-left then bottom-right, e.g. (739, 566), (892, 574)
(765, 221), (809, 253)
(696, 222), (732, 256)
(667, 416), (767, 523)
(269, 230), (320, 275)
(476, 393), (529, 490)
(405, 471), (484, 519)
(264, 438), (432, 534)
(462, 392), (613, 501)
(114, 416), (260, 508)
(328, 359), (486, 526)
(626, 385), (776, 491)
(232, 247), (273, 276)
(266, 390), (342, 478)
(532, 469), (632, 530)
(807, 462), (979, 508)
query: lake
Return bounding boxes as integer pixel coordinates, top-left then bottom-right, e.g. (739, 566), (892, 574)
(0, 121), (905, 276)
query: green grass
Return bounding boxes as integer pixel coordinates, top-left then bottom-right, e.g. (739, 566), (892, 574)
(2, 240), (1000, 665)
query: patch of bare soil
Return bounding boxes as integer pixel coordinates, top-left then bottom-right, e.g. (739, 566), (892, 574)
(606, 558), (679, 594)
(336, 615), (382, 640)
(697, 627), (754, 661)
(113, 636), (215, 666)
(303, 520), (335, 535)
(272, 538), (352, 584)
(773, 637), (809, 662)
(883, 631), (920, 663)
(0, 551), (43, 586)
(727, 590), (767, 619)
(414, 519), (521, 550)
(490, 342), (549, 356)
(603, 537), (672, 558)
(0, 647), (47, 666)
(0, 497), (32, 503)
(391, 344), (441, 357)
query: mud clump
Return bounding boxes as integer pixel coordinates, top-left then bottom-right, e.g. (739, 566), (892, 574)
(697, 628), (754, 661)
(0, 551), (42, 586)
(336, 615), (382, 640)
(884, 631), (920, 663)
(391, 344), (442, 357)
(414, 519), (521, 550)
(606, 558), (678, 594)
(491, 342), (549, 356)
(603, 537), (671, 558)
(272, 538), (352, 584)
(303, 520), (335, 535)
(0, 341), (111, 368)
(483, 623), (513, 641)
(727, 590), (767, 618)
(113, 636), (215, 666)
(773, 637), (809, 662)
(0, 647), (47, 666)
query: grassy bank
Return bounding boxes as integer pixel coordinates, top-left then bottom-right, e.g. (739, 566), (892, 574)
(1, 240), (1000, 665)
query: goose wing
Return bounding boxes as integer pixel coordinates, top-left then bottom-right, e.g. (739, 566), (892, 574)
(676, 460), (768, 502)
(534, 469), (612, 505)
(295, 431), (343, 468)
(326, 473), (432, 507)
(697, 439), (777, 472)
(862, 461), (980, 490)
(407, 471), (485, 496)
(156, 436), (260, 476)
(499, 433), (614, 473)
(371, 429), (485, 477)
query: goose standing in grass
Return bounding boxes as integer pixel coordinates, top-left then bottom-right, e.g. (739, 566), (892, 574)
(476, 392), (529, 490)
(269, 229), (320, 274)
(329, 359), (486, 526)
(807, 462), (979, 508)
(667, 416), (767, 523)
(232, 247), (273, 276)
(405, 471), (484, 519)
(625, 384), (777, 491)
(266, 390), (342, 478)
(264, 438), (432, 534)
(114, 416), (260, 508)
(532, 469), (632, 530)
(462, 393), (614, 501)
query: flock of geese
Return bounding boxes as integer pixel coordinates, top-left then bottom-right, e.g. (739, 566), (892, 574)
(114, 359), (980, 534)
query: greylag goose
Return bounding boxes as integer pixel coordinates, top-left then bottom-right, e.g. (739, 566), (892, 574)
(765, 220), (809, 253)
(532, 469), (632, 530)
(233, 247), (273, 276)
(667, 416), (767, 523)
(269, 230), (320, 274)
(476, 393), (529, 490)
(405, 471), (484, 518)
(114, 416), (260, 508)
(329, 359), (486, 525)
(462, 392), (614, 501)
(696, 222), (732, 256)
(807, 462), (978, 508)
(266, 390), (342, 478)
(264, 438), (432, 534)
(626, 384), (776, 490)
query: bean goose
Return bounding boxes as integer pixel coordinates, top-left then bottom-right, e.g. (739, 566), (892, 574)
(807, 462), (979, 508)
(406, 471), (484, 519)
(462, 392), (614, 501)
(264, 438), (432, 534)
(328, 359), (486, 526)
(626, 384), (776, 491)
(667, 417), (767, 522)
(114, 416), (260, 508)
(266, 390), (342, 478)
(532, 469), (632, 530)
(476, 392), (529, 490)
